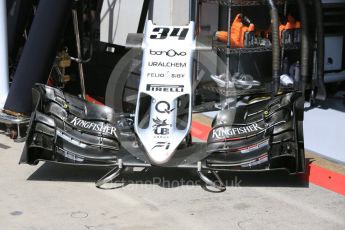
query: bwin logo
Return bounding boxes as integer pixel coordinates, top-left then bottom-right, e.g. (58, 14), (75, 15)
(150, 49), (187, 57)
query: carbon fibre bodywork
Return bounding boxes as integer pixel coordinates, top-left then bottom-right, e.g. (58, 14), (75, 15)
(206, 93), (305, 172)
(20, 84), (137, 165)
(21, 84), (305, 174)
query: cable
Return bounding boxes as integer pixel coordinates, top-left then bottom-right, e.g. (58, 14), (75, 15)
(296, 0), (309, 95)
(267, 0), (280, 95)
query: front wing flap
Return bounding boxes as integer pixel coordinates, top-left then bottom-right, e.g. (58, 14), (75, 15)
(21, 84), (305, 173)
(20, 84), (137, 165)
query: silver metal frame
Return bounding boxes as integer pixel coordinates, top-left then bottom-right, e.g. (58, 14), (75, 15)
(72, 8), (86, 99)
(0, 0), (9, 109)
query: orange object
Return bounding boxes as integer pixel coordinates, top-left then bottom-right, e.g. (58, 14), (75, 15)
(263, 15), (301, 45)
(295, 21), (301, 29)
(279, 15), (301, 39)
(279, 15), (295, 31)
(216, 31), (229, 43)
(216, 14), (255, 48)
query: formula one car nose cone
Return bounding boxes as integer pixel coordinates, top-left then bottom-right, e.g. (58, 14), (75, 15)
(134, 21), (196, 165)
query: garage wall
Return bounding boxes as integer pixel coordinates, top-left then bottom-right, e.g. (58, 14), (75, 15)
(154, 0), (190, 26)
(100, 0), (190, 46)
(100, 0), (145, 46)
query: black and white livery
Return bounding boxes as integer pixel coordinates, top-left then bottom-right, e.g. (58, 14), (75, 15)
(19, 0), (323, 191)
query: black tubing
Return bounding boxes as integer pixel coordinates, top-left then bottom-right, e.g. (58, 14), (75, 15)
(314, 0), (324, 81)
(297, 0), (309, 93)
(137, 0), (150, 33)
(4, 0), (72, 114)
(314, 0), (326, 100)
(7, 0), (34, 62)
(189, 0), (197, 22)
(148, 0), (154, 21)
(79, 0), (104, 63)
(267, 0), (280, 94)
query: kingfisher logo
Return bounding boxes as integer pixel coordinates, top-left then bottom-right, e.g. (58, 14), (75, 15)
(69, 117), (117, 137)
(146, 84), (184, 93)
(212, 123), (264, 139)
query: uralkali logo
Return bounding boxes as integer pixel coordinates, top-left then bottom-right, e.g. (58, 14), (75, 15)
(69, 116), (117, 137)
(212, 123), (263, 139)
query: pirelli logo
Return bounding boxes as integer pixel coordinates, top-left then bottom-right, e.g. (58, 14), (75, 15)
(146, 84), (184, 93)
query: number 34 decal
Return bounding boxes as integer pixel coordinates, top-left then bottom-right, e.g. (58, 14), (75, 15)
(150, 27), (189, 40)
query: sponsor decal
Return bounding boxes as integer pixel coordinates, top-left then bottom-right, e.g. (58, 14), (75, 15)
(233, 140), (269, 154)
(155, 101), (175, 114)
(147, 73), (165, 78)
(152, 117), (171, 135)
(152, 142), (171, 150)
(150, 49), (187, 57)
(147, 62), (186, 68)
(146, 72), (185, 78)
(69, 117), (117, 137)
(212, 123), (264, 139)
(170, 74), (184, 78)
(146, 84), (184, 93)
(241, 154), (268, 168)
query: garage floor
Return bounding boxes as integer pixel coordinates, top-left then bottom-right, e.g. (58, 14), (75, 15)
(1, 130), (345, 230)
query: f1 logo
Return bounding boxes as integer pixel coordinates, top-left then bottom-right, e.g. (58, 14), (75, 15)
(152, 142), (170, 150)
